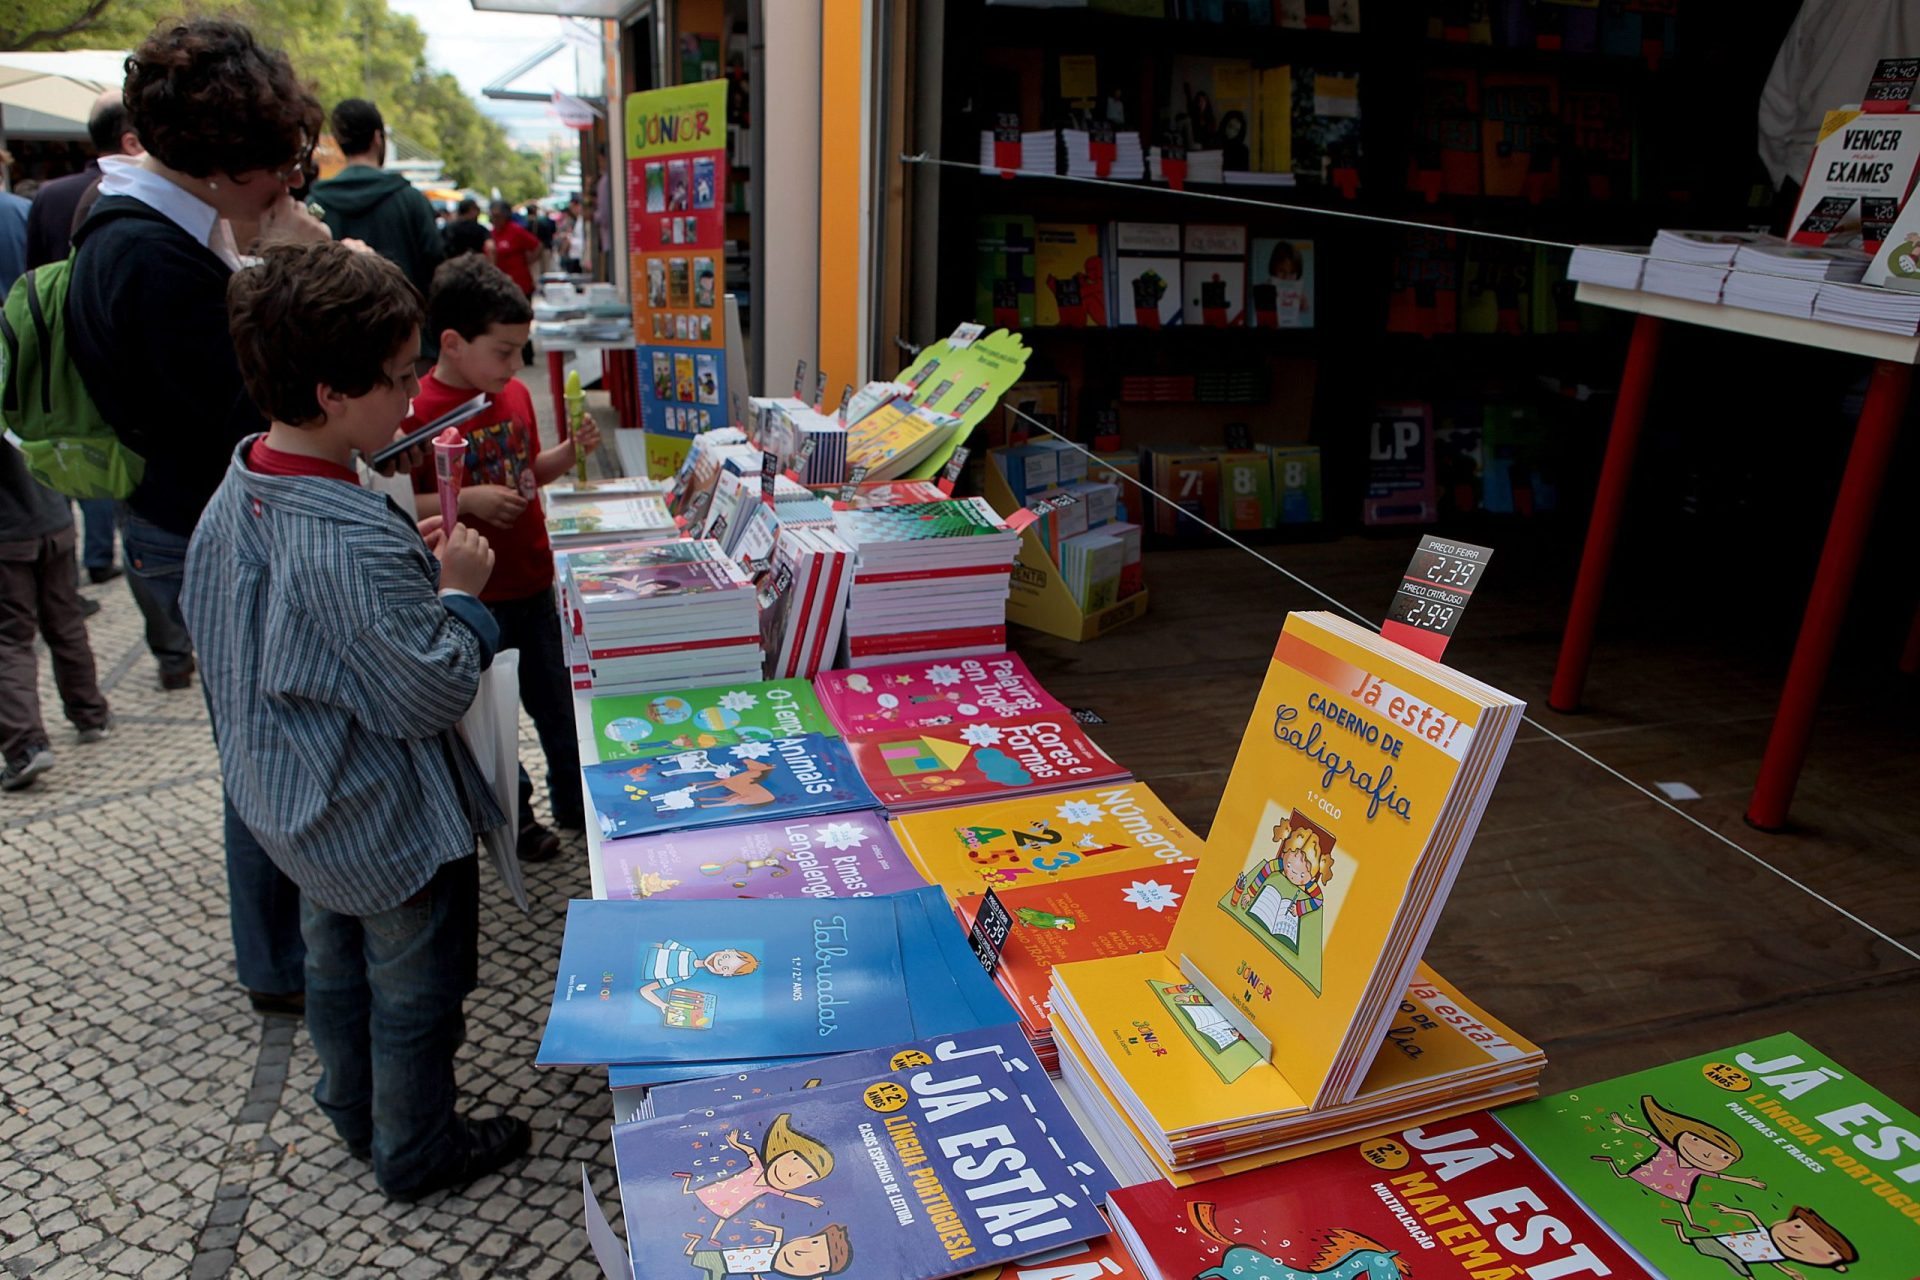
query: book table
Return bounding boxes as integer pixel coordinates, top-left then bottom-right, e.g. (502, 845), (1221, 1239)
(1554, 283), (1919, 830)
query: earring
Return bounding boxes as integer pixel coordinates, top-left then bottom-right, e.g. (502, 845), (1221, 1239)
(207, 180), (219, 190)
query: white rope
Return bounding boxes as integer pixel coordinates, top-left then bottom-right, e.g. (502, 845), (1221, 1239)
(997, 400), (1920, 964)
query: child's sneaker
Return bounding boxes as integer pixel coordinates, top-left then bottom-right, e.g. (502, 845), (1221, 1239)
(2, 745), (55, 791)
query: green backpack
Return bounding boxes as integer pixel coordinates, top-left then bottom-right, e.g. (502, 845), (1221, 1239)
(0, 224), (148, 500)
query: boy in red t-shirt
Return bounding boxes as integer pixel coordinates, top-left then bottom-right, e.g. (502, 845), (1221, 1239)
(408, 255), (601, 861)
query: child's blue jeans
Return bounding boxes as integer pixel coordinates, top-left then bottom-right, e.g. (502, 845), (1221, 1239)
(301, 853), (478, 1197)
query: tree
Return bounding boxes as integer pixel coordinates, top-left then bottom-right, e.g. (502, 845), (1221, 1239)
(19, 0), (550, 202)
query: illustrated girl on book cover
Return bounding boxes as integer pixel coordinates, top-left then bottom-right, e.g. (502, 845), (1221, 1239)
(1223, 809), (1335, 995)
(678, 1115), (832, 1227)
(1591, 1094), (1768, 1228)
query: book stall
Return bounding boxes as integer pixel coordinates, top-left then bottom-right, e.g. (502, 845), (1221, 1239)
(468, 24), (1920, 1275)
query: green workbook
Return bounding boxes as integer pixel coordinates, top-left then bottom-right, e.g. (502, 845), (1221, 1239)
(589, 679), (837, 760)
(1499, 1033), (1920, 1280)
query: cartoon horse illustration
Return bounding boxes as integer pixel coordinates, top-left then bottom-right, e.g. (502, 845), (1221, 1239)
(684, 759), (778, 808)
(1190, 1203), (1408, 1280)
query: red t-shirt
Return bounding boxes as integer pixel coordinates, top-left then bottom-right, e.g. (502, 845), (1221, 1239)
(489, 219), (541, 294)
(246, 437), (359, 484)
(407, 374), (551, 602)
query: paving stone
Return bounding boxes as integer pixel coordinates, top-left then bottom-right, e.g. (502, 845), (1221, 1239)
(2, 503), (624, 1278)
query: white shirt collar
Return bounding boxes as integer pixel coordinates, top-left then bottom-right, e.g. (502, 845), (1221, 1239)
(96, 155), (241, 268)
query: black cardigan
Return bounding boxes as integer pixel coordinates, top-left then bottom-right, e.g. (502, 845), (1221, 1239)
(66, 195), (265, 537)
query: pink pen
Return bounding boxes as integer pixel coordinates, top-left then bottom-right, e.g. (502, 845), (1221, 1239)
(433, 427), (463, 534)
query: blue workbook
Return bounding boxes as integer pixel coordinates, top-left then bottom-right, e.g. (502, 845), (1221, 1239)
(537, 896), (915, 1067)
(583, 732), (878, 840)
(640, 1023), (1115, 1207)
(603, 888), (1015, 1088)
(611, 1064), (1111, 1280)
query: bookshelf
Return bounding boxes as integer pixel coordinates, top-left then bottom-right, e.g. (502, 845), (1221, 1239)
(917, 0), (1794, 534)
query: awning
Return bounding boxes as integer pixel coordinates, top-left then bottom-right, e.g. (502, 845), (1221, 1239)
(0, 50), (128, 125)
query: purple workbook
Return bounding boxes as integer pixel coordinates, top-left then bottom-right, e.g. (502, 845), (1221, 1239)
(596, 810), (926, 902)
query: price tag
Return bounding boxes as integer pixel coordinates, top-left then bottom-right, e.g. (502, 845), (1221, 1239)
(730, 390), (745, 428)
(1224, 421), (1252, 450)
(936, 446), (970, 495)
(919, 378), (955, 407)
(1069, 706), (1107, 725)
(1004, 489), (1078, 534)
(952, 383), (991, 416)
(1866, 57), (1920, 110)
(839, 463), (871, 504)
(793, 359), (808, 399)
(707, 509), (729, 544)
(1380, 535), (1494, 662)
(814, 370), (828, 408)
(760, 448), (780, 504)
(790, 434), (819, 482)
(967, 888), (1015, 975)
(947, 322), (985, 350)
(903, 356), (939, 393)
(838, 383), (854, 422)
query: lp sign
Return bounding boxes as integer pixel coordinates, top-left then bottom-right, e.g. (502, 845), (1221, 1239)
(1364, 402), (1436, 525)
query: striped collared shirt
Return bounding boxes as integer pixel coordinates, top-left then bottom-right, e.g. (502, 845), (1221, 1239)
(182, 439), (504, 915)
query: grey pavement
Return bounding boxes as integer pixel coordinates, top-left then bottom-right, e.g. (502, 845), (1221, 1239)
(1, 540), (621, 1278)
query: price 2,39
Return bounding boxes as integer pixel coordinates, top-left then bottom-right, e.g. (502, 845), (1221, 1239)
(1424, 557), (1478, 587)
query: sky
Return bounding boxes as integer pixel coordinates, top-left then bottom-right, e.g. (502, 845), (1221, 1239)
(387, 0), (590, 148)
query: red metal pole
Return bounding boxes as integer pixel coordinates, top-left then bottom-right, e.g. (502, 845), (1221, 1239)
(548, 349), (569, 442)
(1747, 359), (1911, 830)
(1549, 313), (1664, 713)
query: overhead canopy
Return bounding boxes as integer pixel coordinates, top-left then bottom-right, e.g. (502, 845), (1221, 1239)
(469, 0), (624, 16)
(0, 50), (128, 125)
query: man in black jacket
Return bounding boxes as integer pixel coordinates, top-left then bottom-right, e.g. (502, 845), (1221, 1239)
(24, 91), (143, 270)
(310, 99), (443, 297)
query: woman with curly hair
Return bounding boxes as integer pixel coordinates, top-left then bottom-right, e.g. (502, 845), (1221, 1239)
(65, 16), (333, 1019)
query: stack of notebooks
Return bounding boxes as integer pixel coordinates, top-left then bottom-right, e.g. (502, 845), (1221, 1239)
(1813, 280), (1920, 334)
(813, 652), (1130, 812)
(1063, 127), (1147, 180)
(543, 497), (675, 547)
(543, 475), (673, 503)
(1641, 229), (1786, 304)
(606, 1025), (1127, 1280)
(888, 775), (1204, 1072)
(558, 540), (762, 696)
(1723, 241), (1869, 318)
(1050, 610), (1531, 1182)
(979, 127), (1059, 176)
(535, 888), (1017, 1087)
(1566, 244), (1647, 289)
(1149, 147), (1226, 184)
(758, 525), (855, 679)
(844, 399), (965, 481)
(830, 498), (1020, 669)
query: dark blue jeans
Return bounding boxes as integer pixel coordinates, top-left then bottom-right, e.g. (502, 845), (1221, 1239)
(486, 590), (583, 828)
(77, 499), (116, 570)
(117, 507), (195, 678)
(303, 854), (478, 1196)
(123, 507), (305, 993)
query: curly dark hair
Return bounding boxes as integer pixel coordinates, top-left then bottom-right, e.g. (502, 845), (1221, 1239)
(427, 253), (533, 343)
(229, 243), (423, 427)
(124, 17), (322, 179)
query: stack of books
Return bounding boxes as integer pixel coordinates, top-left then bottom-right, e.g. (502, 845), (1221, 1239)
(812, 653), (1129, 812)
(543, 497), (675, 547)
(1640, 229), (1787, 304)
(1050, 610), (1530, 1181)
(1723, 241), (1869, 318)
(844, 399), (965, 481)
(1057, 526), (1128, 612)
(1813, 280), (1920, 333)
(830, 498), (1020, 669)
(594, 809), (926, 904)
(536, 888), (1016, 1085)
(758, 524), (855, 679)
(1640, 258), (1731, 303)
(1150, 147), (1225, 184)
(605, 1025), (1122, 1279)
(558, 540), (761, 696)
(543, 475), (672, 503)
(979, 126), (1058, 176)
(1566, 244), (1648, 289)
(1063, 127), (1147, 180)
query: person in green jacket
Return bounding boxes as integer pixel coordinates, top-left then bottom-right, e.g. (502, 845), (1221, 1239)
(310, 99), (443, 298)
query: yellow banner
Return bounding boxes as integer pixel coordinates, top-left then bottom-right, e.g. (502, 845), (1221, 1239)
(625, 80), (727, 161)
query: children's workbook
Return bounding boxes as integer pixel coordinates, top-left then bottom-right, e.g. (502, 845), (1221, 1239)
(596, 812), (926, 902)
(643, 1023), (1115, 1209)
(611, 1058), (1112, 1280)
(890, 781), (1201, 895)
(591, 679), (838, 760)
(845, 716), (1128, 813)
(1162, 612), (1524, 1109)
(537, 895), (916, 1067)
(1498, 1034), (1920, 1280)
(814, 653), (1069, 738)
(1107, 1110), (1651, 1280)
(584, 733), (879, 840)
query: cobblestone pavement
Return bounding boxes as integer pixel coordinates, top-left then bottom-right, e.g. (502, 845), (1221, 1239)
(1, 535), (621, 1276)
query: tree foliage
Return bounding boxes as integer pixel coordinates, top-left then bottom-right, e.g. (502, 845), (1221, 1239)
(9, 0), (548, 202)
